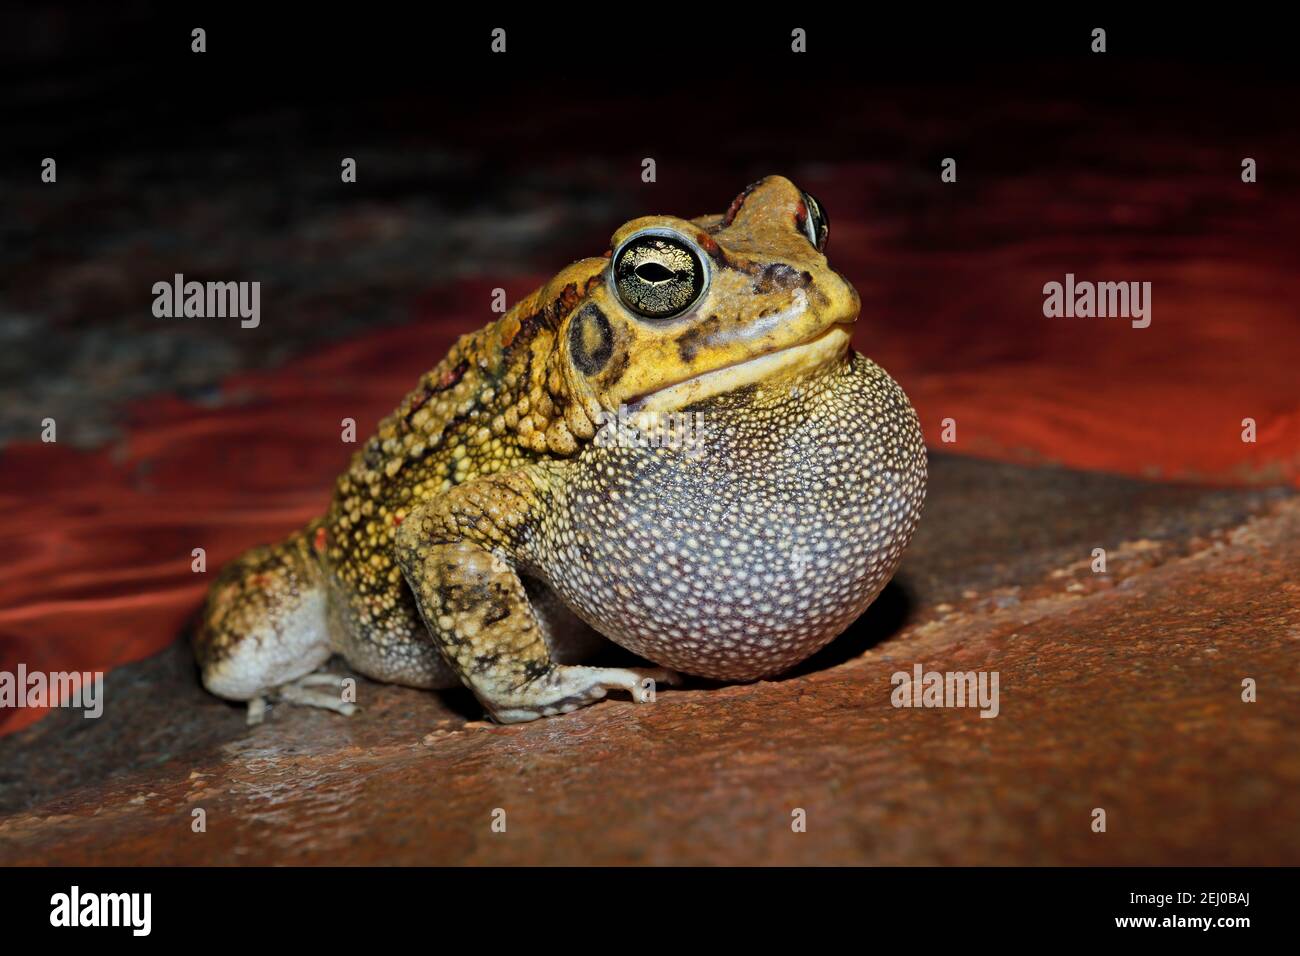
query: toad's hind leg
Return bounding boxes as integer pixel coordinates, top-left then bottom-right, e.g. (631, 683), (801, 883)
(194, 523), (338, 719)
(393, 466), (680, 724)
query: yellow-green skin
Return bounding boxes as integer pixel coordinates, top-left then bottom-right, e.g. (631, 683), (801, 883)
(194, 176), (927, 723)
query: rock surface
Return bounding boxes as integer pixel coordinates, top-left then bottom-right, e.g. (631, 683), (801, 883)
(2, 455), (1295, 865)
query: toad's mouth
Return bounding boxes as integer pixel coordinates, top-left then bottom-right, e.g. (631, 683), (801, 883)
(630, 323), (853, 412)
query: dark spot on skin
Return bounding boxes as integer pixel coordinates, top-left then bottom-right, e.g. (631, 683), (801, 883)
(405, 384), (435, 420)
(599, 346), (631, 389)
(483, 601), (512, 627)
(569, 304), (613, 375)
(549, 282), (583, 323)
(752, 263), (808, 295)
(443, 583), (481, 614)
(676, 314), (723, 363)
(434, 360), (469, 392)
(505, 281), (593, 358)
(522, 660), (550, 681)
(718, 254), (803, 283)
(508, 310), (546, 348)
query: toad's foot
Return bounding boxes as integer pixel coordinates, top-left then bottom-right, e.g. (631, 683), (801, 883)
(394, 468), (684, 725)
(247, 673), (358, 726)
(196, 521), (337, 726)
(489, 665), (683, 724)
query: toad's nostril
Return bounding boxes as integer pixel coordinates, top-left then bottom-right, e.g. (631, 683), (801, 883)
(752, 263), (808, 295)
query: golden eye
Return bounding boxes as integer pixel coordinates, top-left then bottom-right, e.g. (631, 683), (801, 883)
(612, 232), (706, 319)
(800, 191), (830, 251)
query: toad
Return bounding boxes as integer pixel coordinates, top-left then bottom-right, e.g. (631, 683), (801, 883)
(195, 175), (927, 723)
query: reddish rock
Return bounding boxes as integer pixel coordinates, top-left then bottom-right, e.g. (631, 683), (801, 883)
(2, 459), (1295, 865)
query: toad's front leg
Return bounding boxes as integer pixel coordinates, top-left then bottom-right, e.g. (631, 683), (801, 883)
(393, 464), (679, 723)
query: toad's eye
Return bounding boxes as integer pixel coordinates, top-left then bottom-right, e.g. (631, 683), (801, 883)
(800, 191), (829, 252)
(612, 232), (707, 319)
